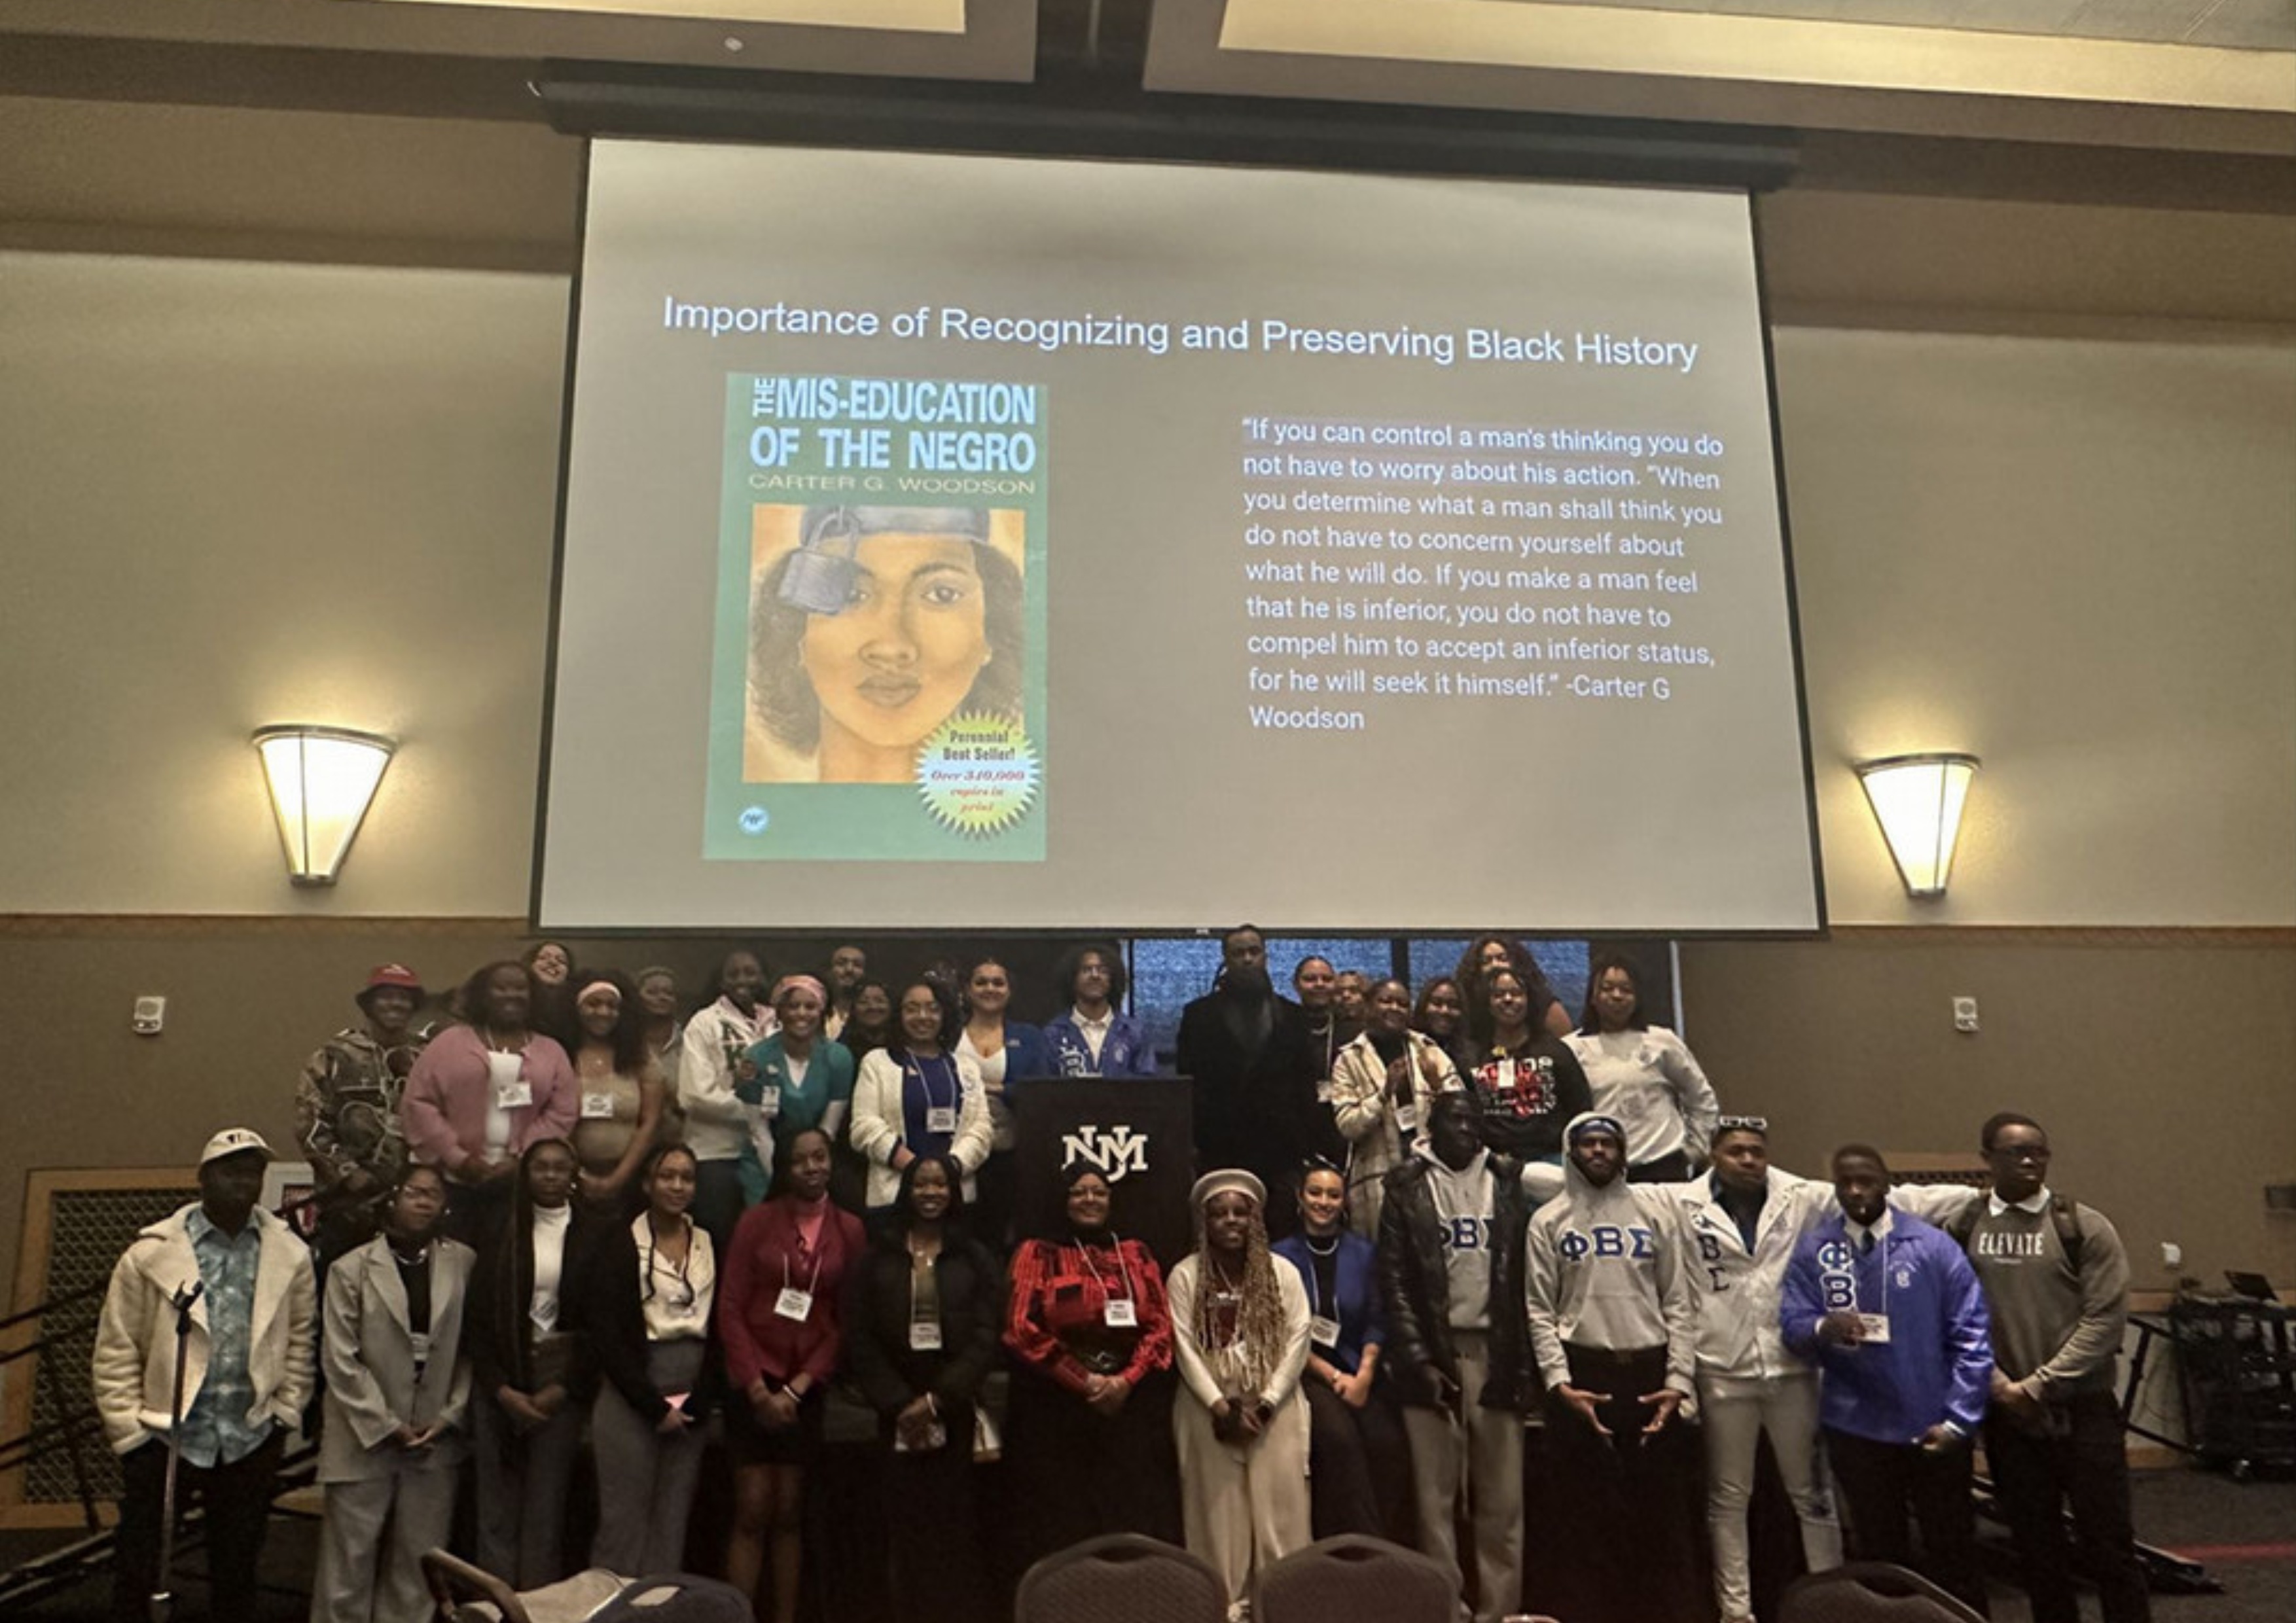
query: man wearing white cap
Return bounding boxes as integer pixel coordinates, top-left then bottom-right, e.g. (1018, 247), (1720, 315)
(93, 1129), (317, 1623)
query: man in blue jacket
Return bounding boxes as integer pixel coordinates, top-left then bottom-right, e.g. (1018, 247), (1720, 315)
(1782, 1144), (1993, 1616)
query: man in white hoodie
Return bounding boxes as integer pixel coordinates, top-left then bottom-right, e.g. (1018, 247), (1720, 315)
(92, 1129), (316, 1623)
(1524, 1111), (1700, 1623)
(1657, 1116), (1844, 1623)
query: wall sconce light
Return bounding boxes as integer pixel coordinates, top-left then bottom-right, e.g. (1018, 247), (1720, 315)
(252, 726), (395, 886)
(1856, 753), (1979, 899)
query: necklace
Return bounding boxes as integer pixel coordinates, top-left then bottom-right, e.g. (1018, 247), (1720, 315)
(1304, 1234), (1340, 1257)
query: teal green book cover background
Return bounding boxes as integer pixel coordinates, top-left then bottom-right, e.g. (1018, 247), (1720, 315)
(704, 373), (1049, 861)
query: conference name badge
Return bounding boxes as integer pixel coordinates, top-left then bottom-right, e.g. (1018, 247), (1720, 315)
(925, 1106), (958, 1135)
(1310, 1315), (1342, 1349)
(581, 1091), (615, 1120)
(1103, 1298), (1138, 1329)
(915, 712), (1040, 838)
(909, 1321), (943, 1351)
(759, 1085), (781, 1120)
(494, 1080), (533, 1111)
(1856, 1313), (1892, 1344)
(774, 1287), (814, 1323)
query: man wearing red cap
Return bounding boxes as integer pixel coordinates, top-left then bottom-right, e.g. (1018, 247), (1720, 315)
(297, 965), (430, 1268)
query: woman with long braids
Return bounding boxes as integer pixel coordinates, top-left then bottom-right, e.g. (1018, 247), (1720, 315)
(1003, 1164), (1179, 1564)
(465, 1138), (600, 1588)
(1166, 1169), (1312, 1607)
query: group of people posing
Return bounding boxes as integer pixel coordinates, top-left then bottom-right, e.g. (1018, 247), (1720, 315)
(90, 927), (2147, 1623)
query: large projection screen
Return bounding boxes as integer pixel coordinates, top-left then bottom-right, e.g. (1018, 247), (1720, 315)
(539, 139), (1822, 933)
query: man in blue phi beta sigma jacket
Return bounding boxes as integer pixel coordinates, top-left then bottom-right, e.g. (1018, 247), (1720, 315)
(1782, 1145), (1993, 1618)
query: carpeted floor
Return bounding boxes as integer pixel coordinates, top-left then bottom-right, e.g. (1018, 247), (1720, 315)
(3, 1462), (2290, 1622)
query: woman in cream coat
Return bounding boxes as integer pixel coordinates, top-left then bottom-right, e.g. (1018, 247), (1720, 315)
(1329, 978), (1462, 1238)
(314, 1165), (476, 1623)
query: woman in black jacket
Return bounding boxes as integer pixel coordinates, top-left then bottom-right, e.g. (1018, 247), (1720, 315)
(575, 1143), (719, 1576)
(841, 1154), (1003, 1623)
(466, 1138), (603, 1588)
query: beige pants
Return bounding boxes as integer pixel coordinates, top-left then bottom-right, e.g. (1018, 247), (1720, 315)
(1402, 1330), (1523, 1623)
(314, 1445), (460, 1623)
(1174, 1391), (1312, 1602)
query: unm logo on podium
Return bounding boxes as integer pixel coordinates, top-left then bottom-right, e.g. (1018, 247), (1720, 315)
(1018, 1079), (1194, 1264)
(1061, 1123), (1150, 1181)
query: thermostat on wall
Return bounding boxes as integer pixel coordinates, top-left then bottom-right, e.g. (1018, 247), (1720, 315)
(132, 995), (166, 1035)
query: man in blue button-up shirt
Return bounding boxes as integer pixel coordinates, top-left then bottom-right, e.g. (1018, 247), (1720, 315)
(94, 1129), (315, 1623)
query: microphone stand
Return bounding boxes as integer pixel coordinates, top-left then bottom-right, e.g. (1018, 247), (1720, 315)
(149, 1281), (204, 1623)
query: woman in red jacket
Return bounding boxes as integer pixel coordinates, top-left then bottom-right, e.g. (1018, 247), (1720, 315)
(715, 1127), (863, 1623)
(1003, 1164), (1179, 1565)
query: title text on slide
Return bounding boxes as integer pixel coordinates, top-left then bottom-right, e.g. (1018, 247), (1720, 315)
(660, 297), (1700, 372)
(748, 375), (1041, 477)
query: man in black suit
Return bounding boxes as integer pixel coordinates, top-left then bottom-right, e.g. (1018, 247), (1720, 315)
(1175, 925), (1315, 1223)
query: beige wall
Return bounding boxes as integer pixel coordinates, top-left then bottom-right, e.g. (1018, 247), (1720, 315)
(0, 253), (565, 916)
(1780, 325), (2296, 925)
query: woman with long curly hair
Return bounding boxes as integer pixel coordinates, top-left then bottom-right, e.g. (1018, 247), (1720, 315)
(1166, 1169), (1312, 1606)
(1452, 935), (1573, 1041)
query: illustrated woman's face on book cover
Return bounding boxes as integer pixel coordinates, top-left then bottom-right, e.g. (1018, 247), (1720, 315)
(800, 531), (990, 755)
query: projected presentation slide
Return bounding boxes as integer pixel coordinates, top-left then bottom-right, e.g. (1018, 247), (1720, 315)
(539, 140), (1821, 933)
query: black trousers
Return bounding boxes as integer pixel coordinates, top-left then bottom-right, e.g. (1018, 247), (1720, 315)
(1824, 1427), (1988, 1617)
(1548, 1344), (1703, 1623)
(1986, 1393), (2151, 1623)
(1004, 1364), (1181, 1568)
(880, 1408), (991, 1623)
(1630, 1150), (1695, 1185)
(113, 1430), (283, 1623)
(1302, 1378), (1412, 1543)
